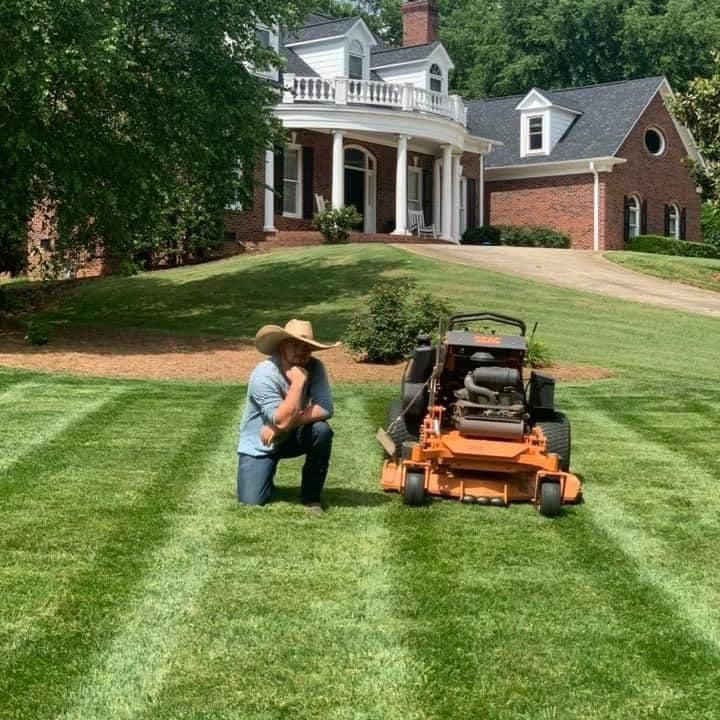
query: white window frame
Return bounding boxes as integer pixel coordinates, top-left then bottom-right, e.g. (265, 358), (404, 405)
(282, 145), (302, 219)
(645, 127), (666, 156)
(429, 63), (444, 94)
(628, 195), (641, 238)
(226, 162), (243, 211)
(348, 39), (365, 80)
(668, 203), (680, 239)
(527, 115), (545, 153)
(408, 166), (423, 214)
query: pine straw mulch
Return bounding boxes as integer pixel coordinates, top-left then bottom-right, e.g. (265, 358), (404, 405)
(0, 327), (615, 385)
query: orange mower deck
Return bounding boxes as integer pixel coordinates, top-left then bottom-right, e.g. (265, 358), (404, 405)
(382, 413), (582, 509)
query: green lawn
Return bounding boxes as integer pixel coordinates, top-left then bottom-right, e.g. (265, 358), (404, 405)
(3, 246), (720, 719)
(605, 250), (720, 292)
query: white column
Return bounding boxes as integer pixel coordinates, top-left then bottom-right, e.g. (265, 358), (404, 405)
(331, 131), (344, 209)
(590, 160), (600, 251)
(264, 149), (276, 232)
(452, 154), (462, 243)
(392, 134), (410, 235)
(441, 145), (453, 241)
(433, 157), (442, 229)
(478, 154), (485, 227)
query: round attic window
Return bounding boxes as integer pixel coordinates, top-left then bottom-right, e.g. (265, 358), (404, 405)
(644, 128), (665, 156)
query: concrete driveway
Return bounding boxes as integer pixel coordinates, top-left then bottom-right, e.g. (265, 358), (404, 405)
(396, 244), (720, 318)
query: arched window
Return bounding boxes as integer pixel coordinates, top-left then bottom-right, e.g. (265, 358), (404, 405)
(628, 195), (641, 239)
(667, 203), (680, 239)
(429, 63), (443, 93)
(349, 40), (365, 80)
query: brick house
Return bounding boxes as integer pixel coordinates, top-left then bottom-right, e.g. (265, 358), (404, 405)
(227, 1), (703, 252)
(24, 0), (705, 275)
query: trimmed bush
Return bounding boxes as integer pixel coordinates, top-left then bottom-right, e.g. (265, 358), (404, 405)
(461, 225), (570, 248)
(527, 337), (552, 368)
(626, 235), (720, 259)
(312, 205), (363, 244)
(343, 279), (450, 363)
(701, 202), (720, 248)
(461, 226), (501, 245)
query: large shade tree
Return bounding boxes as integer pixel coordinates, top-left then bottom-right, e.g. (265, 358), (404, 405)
(0, 0), (310, 275)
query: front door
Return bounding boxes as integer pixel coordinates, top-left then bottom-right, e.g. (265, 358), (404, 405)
(345, 168), (365, 225)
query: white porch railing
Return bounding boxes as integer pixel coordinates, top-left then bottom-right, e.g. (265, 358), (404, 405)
(282, 75), (468, 127)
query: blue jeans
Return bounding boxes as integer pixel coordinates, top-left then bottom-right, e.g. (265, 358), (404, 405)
(237, 421), (334, 506)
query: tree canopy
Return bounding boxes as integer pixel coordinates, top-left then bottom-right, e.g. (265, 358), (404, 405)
(671, 52), (720, 204)
(0, 0), (310, 276)
(319, 1), (720, 98)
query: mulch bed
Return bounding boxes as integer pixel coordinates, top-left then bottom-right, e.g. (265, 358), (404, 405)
(0, 328), (614, 384)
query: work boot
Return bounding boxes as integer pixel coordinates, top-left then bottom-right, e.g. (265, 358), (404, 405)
(304, 502), (324, 516)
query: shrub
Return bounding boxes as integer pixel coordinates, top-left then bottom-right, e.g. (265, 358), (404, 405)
(461, 226), (501, 245)
(461, 225), (570, 248)
(701, 202), (720, 248)
(626, 235), (720, 259)
(312, 205), (363, 244)
(343, 279), (450, 363)
(527, 337), (552, 368)
(24, 319), (51, 346)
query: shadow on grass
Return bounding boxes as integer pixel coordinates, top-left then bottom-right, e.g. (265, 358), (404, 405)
(39, 251), (402, 341)
(272, 485), (392, 508)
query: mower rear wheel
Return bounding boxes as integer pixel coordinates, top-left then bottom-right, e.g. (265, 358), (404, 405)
(386, 399), (420, 458)
(539, 482), (562, 517)
(403, 471), (426, 506)
(536, 412), (571, 471)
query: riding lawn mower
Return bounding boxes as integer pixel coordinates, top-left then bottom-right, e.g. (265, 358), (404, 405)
(379, 312), (582, 516)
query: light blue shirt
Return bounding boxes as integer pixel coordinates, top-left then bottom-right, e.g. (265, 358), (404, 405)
(238, 355), (334, 457)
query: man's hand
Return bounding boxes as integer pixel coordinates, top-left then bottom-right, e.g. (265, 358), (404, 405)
(260, 424), (279, 447)
(286, 365), (309, 386)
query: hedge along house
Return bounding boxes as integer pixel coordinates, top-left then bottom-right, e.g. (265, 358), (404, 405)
(227, 3), (704, 252)
(225, 2), (501, 247)
(467, 77), (705, 249)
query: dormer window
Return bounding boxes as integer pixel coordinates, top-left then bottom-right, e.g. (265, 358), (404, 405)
(528, 116), (544, 151)
(349, 40), (365, 80)
(430, 64), (443, 93)
(255, 27), (271, 48)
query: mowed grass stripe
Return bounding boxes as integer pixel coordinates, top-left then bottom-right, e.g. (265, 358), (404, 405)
(0, 382), (240, 720)
(138, 387), (421, 720)
(567, 398), (720, 655)
(55, 398), (241, 720)
(0, 382), (125, 476)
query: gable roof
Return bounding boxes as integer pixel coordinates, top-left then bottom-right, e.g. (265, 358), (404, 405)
(468, 76), (666, 167)
(370, 41), (441, 68)
(281, 46), (319, 77)
(284, 16), (360, 45)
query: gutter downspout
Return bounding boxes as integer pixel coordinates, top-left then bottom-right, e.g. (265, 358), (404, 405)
(589, 160), (600, 252)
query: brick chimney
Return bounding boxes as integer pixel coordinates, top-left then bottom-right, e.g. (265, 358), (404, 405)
(401, 0), (439, 47)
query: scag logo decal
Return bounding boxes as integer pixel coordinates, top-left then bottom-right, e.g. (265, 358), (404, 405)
(474, 335), (502, 345)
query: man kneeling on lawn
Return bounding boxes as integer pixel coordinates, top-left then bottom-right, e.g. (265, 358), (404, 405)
(237, 319), (338, 513)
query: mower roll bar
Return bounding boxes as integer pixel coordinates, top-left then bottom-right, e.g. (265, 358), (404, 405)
(448, 312), (527, 336)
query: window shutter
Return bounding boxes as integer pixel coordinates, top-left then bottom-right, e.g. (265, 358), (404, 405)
(623, 196), (630, 243)
(664, 204), (670, 236)
(302, 147), (314, 219)
(274, 147), (284, 216)
(680, 208), (687, 240)
(640, 199), (648, 235)
(467, 178), (477, 229)
(422, 168), (433, 225)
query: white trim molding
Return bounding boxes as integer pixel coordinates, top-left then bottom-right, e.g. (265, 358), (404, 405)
(486, 156), (625, 181)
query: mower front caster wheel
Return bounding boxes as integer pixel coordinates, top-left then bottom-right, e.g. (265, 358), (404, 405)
(539, 482), (561, 517)
(403, 472), (426, 506)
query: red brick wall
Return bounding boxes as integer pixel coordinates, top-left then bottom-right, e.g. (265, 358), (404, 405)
(486, 174), (595, 249)
(401, 1), (439, 46)
(603, 92), (701, 248)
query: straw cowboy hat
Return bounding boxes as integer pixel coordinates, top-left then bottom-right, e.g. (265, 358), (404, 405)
(255, 319), (340, 355)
